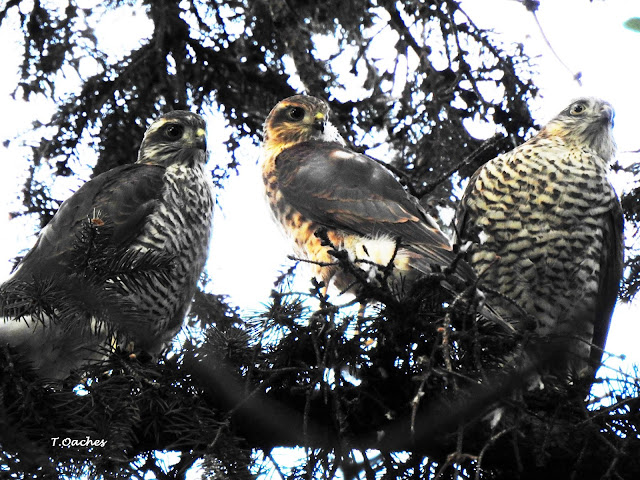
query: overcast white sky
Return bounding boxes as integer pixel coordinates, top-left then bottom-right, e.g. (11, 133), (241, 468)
(0, 0), (639, 376)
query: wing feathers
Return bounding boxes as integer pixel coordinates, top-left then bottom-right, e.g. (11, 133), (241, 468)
(11, 164), (166, 279)
(276, 141), (472, 278)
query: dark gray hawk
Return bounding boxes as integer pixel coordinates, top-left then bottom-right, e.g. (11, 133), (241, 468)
(456, 97), (623, 381)
(261, 94), (475, 295)
(0, 111), (214, 379)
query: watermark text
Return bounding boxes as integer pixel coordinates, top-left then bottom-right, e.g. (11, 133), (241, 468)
(51, 436), (107, 448)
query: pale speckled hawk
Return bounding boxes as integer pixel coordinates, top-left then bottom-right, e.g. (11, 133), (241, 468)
(0, 111), (214, 379)
(456, 97), (623, 380)
(261, 94), (475, 296)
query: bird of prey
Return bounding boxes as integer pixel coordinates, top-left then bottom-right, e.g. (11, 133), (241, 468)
(456, 97), (623, 381)
(261, 94), (474, 296)
(0, 111), (214, 379)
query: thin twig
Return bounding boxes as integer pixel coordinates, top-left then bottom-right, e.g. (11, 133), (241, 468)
(530, 8), (582, 85)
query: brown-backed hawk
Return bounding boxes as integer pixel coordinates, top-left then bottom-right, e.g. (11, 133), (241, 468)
(261, 94), (474, 296)
(456, 97), (623, 381)
(0, 111), (214, 379)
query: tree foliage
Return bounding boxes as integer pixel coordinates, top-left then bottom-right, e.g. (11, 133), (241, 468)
(1, 0), (639, 479)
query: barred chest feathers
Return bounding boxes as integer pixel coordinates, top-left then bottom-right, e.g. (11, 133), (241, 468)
(127, 161), (214, 349)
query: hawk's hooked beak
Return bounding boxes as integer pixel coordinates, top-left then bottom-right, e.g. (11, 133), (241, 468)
(313, 112), (326, 133)
(195, 128), (207, 150)
(600, 103), (615, 127)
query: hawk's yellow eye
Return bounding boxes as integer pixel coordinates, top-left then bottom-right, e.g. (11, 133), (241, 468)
(288, 107), (305, 121)
(569, 103), (587, 116)
(165, 124), (184, 140)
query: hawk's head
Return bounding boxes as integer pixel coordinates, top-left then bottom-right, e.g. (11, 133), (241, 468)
(262, 95), (345, 159)
(542, 97), (616, 163)
(138, 110), (208, 167)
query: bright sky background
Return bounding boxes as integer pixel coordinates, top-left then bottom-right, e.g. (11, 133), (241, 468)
(0, 0), (639, 377)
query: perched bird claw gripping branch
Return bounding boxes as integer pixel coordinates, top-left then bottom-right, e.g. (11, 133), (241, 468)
(260, 94), (480, 302)
(0, 111), (214, 379)
(456, 97), (623, 385)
